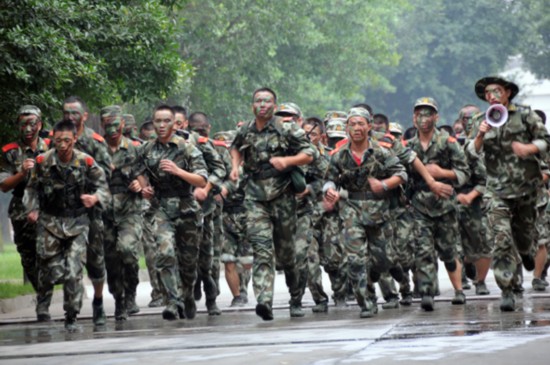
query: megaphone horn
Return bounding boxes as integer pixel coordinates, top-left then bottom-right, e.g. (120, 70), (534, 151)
(486, 104), (508, 128)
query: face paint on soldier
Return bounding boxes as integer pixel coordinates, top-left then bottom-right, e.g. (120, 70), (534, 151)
(54, 130), (77, 163)
(102, 117), (124, 144)
(414, 107), (438, 133)
(347, 116), (370, 143)
(18, 115), (41, 143)
(175, 113), (188, 130)
(253, 92), (276, 120)
(484, 84), (511, 106)
(63, 102), (87, 128)
(153, 110), (175, 142)
(459, 106), (480, 135)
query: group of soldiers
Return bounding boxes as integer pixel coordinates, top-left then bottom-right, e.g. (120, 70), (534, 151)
(1, 75), (549, 331)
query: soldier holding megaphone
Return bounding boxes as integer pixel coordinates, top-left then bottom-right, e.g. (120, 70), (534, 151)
(469, 76), (549, 312)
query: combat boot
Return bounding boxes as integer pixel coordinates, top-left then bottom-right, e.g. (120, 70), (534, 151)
(92, 299), (106, 326)
(333, 296), (348, 308)
(255, 302), (274, 321)
(451, 290), (466, 305)
(126, 293), (140, 315)
(359, 300), (375, 318)
(36, 303), (51, 322)
(500, 291), (515, 312)
(162, 302), (179, 320)
(230, 296), (246, 307)
(532, 278), (546, 291)
(311, 301), (328, 313)
(184, 296), (197, 319)
(399, 293), (413, 306)
(206, 300), (222, 316)
(382, 298), (399, 310)
(289, 304), (305, 318)
(148, 297), (164, 308)
(194, 280), (202, 301)
(115, 297), (128, 321)
(475, 281), (490, 295)
(421, 295), (434, 311)
(64, 312), (78, 332)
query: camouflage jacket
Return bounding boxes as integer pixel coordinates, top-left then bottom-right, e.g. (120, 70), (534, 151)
(457, 140), (486, 196)
(324, 139), (407, 224)
(0, 137), (51, 221)
(231, 117), (318, 202)
(407, 128), (469, 217)
(468, 103), (549, 199)
(104, 136), (142, 223)
(297, 146), (329, 215)
(136, 134), (208, 219)
(24, 148), (110, 238)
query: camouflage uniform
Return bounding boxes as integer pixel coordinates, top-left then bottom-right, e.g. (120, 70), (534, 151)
(24, 148), (110, 320)
(0, 137), (51, 315)
(324, 139), (407, 314)
(103, 136), (143, 317)
(408, 128), (469, 298)
(469, 103), (550, 297)
(231, 117), (317, 312)
(137, 134), (208, 317)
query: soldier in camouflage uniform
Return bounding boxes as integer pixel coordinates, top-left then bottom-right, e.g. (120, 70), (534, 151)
(186, 112), (227, 316)
(122, 114), (143, 143)
(24, 120), (110, 331)
(470, 77), (550, 310)
(276, 103), (329, 316)
(62, 96), (113, 326)
(100, 106), (144, 320)
(0, 105), (52, 321)
(407, 97), (470, 311)
(230, 87), (317, 320)
(456, 105), (492, 295)
(323, 107), (407, 318)
(136, 104), (208, 320)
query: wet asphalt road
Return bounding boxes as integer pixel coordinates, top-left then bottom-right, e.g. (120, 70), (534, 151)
(1, 292), (550, 365)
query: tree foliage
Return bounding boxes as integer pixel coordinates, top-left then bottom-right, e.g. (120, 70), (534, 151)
(364, 0), (526, 127)
(515, 0), (550, 79)
(175, 0), (405, 130)
(0, 0), (190, 145)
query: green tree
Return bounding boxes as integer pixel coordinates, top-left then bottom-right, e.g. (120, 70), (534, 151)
(175, 0), (405, 131)
(515, 0), (550, 79)
(365, 0), (525, 127)
(0, 0), (190, 145)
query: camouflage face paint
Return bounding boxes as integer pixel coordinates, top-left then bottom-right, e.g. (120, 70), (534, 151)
(19, 115), (41, 141)
(103, 117), (123, 137)
(484, 84), (510, 105)
(63, 103), (86, 126)
(415, 107), (437, 131)
(253, 92), (276, 119)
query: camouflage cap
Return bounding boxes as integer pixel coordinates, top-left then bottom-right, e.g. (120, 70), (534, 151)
(388, 122), (403, 134)
(100, 105), (122, 120)
(213, 130), (236, 144)
(326, 118), (347, 138)
(414, 97), (439, 113)
(474, 76), (519, 101)
(346, 107), (372, 122)
(324, 110), (347, 121)
(275, 102), (302, 117)
(123, 113), (136, 126)
(18, 105), (41, 117)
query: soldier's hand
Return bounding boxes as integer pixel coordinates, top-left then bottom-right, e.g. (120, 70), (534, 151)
(478, 120), (491, 136)
(21, 158), (35, 172)
(220, 185), (229, 198)
(194, 187), (208, 202)
(142, 186), (154, 200)
(27, 210), (38, 223)
(425, 163), (444, 179)
(457, 193), (472, 206)
(324, 188), (340, 204)
(269, 156), (288, 171)
(296, 187), (310, 198)
(229, 168), (239, 182)
(511, 141), (534, 159)
(128, 179), (142, 193)
(429, 181), (453, 199)
(160, 159), (180, 175)
(368, 178), (384, 194)
(81, 194), (99, 208)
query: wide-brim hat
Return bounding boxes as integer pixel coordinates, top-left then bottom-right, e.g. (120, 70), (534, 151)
(475, 76), (519, 101)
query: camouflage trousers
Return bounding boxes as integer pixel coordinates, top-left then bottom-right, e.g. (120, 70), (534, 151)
(244, 190), (300, 307)
(211, 205), (224, 296)
(316, 208), (346, 301)
(196, 212), (219, 301)
(457, 198), (492, 262)
(104, 212), (142, 301)
(141, 207), (164, 302)
(86, 210), (106, 284)
(307, 220), (329, 304)
(485, 193), (538, 292)
(340, 199), (397, 308)
(535, 204), (550, 249)
(153, 200), (202, 305)
(12, 218), (54, 313)
(221, 208), (253, 265)
(294, 207), (314, 304)
(36, 222), (87, 315)
(389, 206), (416, 297)
(413, 208), (460, 297)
